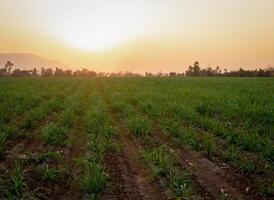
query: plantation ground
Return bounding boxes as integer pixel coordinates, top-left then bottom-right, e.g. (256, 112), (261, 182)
(0, 77), (273, 200)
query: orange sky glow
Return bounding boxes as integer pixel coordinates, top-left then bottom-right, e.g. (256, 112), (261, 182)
(1, 0), (274, 73)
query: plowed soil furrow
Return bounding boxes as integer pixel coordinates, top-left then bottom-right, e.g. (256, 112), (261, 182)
(3, 84), (80, 161)
(103, 119), (166, 200)
(58, 117), (88, 200)
(123, 97), (267, 199)
(103, 150), (145, 200)
(154, 125), (273, 199)
(186, 121), (271, 174)
(98, 85), (167, 200)
(3, 112), (56, 162)
(193, 128), (270, 199)
(151, 129), (246, 200)
(55, 89), (91, 199)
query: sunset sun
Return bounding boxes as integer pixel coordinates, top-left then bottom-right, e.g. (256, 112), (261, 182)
(0, 0), (274, 70)
(55, 14), (139, 51)
(59, 20), (137, 51)
(41, 1), (151, 52)
(63, 29), (126, 51)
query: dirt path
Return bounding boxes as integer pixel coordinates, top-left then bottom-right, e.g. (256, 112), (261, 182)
(97, 84), (167, 200)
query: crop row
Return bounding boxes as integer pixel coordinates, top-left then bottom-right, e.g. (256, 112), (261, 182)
(0, 79), (90, 199)
(101, 83), (205, 199)
(78, 89), (115, 199)
(100, 78), (273, 198)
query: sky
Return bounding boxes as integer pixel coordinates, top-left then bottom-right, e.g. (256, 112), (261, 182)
(0, 0), (274, 73)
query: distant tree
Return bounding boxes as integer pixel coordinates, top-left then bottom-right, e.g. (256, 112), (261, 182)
(97, 72), (107, 77)
(0, 61), (13, 76)
(11, 69), (21, 77)
(11, 69), (32, 77)
(82, 68), (89, 76)
(73, 69), (81, 76)
(32, 68), (38, 76)
(55, 67), (64, 76)
(109, 72), (119, 77)
(193, 61), (200, 76)
(123, 71), (141, 77)
(64, 70), (72, 76)
(5, 61), (13, 74)
(145, 72), (154, 77)
(41, 68), (53, 76)
(238, 68), (245, 77)
(215, 66), (221, 75)
(169, 72), (176, 77)
(186, 65), (193, 76)
(45, 68), (53, 76)
(21, 70), (32, 76)
(185, 61), (201, 76)
(41, 67), (45, 76)
(157, 71), (163, 77)
(86, 70), (97, 77)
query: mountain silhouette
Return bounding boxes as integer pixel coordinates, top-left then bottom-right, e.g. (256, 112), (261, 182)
(0, 53), (68, 69)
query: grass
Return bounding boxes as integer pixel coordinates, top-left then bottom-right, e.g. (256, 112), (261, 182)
(112, 91), (203, 198)
(25, 151), (62, 164)
(41, 164), (62, 181)
(142, 145), (200, 199)
(200, 133), (216, 156)
(143, 146), (175, 176)
(20, 97), (62, 129)
(236, 157), (256, 174)
(41, 122), (68, 147)
(0, 77), (273, 199)
(58, 109), (74, 128)
(0, 161), (30, 199)
(0, 78), (89, 199)
(80, 161), (108, 195)
(168, 171), (194, 199)
(101, 77), (273, 198)
(77, 91), (114, 199)
(87, 138), (107, 163)
(127, 115), (151, 139)
(9, 161), (27, 197)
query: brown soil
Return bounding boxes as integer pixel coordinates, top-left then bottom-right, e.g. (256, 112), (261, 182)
(125, 96), (273, 199)
(2, 112), (56, 165)
(0, 110), (87, 200)
(198, 140), (272, 199)
(58, 117), (88, 200)
(187, 125), (273, 199)
(192, 124), (271, 175)
(102, 120), (168, 200)
(151, 127), (265, 200)
(98, 83), (168, 200)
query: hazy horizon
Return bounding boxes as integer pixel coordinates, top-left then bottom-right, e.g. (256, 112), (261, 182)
(1, 0), (274, 73)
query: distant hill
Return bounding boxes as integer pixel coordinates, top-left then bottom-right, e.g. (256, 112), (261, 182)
(0, 53), (68, 69)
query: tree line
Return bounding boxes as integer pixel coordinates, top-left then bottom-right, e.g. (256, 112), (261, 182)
(0, 60), (273, 77)
(0, 61), (98, 77)
(185, 61), (274, 77)
(0, 61), (183, 77)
